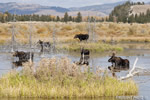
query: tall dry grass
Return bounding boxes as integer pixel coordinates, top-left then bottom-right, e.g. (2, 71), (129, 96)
(0, 22), (150, 44)
(0, 57), (138, 98)
(0, 22), (150, 51)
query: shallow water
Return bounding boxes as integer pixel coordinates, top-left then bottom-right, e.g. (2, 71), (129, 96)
(0, 45), (150, 100)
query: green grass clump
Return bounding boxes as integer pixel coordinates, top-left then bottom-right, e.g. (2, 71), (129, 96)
(57, 42), (123, 52)
(0, 57), (138, 98)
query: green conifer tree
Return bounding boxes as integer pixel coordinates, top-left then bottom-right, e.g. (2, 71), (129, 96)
(76, 12), (82, 22)
(64, 12), (69, 23)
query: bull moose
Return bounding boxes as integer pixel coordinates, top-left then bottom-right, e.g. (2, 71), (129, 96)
(108, 53), (130, 70)
(74, 34), (89, 41)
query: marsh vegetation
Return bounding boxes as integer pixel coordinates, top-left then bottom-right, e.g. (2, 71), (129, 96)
(0, 57), (138, 98)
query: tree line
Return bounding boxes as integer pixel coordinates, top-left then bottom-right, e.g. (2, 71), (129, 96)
(0, 12), (83, 23)
(0, 11), (105, 23)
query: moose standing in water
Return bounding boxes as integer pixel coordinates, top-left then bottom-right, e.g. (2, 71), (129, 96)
(37, 40), (51, 52)
(13, 51), (34, 67)
(75, 48), (90, 66)
(79, 48), (90, 65)
(13, 51), (34, 62)
(108, 53), (130, 71)
(74, 34), (89, 41)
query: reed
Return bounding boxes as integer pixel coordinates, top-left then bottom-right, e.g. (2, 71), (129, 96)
(0, 57), (138, 98)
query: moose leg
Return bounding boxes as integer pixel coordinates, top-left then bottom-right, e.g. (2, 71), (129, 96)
(112, 72), (117, 78)
(127, 62), (130, 69)
(115, 62), (120, 70)
(112, 62), (115, 67)
(125, 62), (129, 69)
(84, 55), (89, 66)
(40, 44), (44, 52)
(115, 62), (118, 68)
(81, 53), (85, 64)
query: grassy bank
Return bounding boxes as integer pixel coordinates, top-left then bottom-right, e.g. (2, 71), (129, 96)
(0, 57), (138, 98)
(57, 42), (123, 52)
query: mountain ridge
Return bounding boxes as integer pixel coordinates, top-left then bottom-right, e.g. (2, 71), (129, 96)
(0, 1), (127, 16)
(69, 1), (126, 15)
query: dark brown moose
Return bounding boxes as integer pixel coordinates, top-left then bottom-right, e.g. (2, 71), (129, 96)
(74, 34), (89, 41)
(108, 53), (130, 71)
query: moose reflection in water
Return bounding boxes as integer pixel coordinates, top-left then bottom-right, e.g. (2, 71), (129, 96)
(13, 61), (23, 67)
(108, 53), (130, 77)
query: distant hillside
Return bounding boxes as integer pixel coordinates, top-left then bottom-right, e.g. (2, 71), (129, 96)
(0, 1), (127, 16)
(70, 1), (126, 15)
(0, 2), (70, 15)
(129, 5), (150, 16)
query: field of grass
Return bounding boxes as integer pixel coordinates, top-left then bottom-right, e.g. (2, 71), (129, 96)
(1, 22), (150, 51)
(0, 57), (138, 98)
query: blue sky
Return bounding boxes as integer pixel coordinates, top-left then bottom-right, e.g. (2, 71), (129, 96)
(0, 0), (149, 8)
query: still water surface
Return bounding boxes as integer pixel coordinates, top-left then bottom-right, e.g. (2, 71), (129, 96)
(0, 47), (150, 100)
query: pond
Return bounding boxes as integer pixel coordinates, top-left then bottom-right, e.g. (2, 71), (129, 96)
(0, 44), (150, 100)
